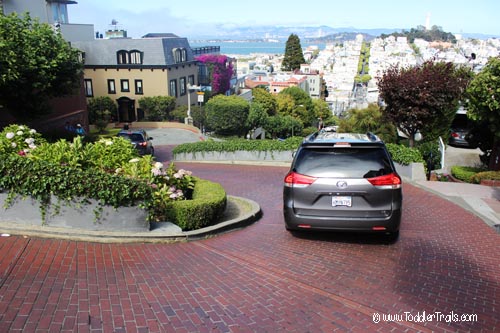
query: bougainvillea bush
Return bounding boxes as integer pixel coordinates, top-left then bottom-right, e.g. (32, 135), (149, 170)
(0, 124), (195, 223)
(196, 54), (233, 95)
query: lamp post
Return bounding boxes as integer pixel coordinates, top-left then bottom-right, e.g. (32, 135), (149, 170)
(186, 84), (201, 125)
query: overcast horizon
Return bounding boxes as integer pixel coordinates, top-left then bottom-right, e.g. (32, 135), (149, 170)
(69, 0), (499, 39)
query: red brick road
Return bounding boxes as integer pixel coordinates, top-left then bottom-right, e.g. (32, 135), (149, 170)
(0, 146), (498, 332)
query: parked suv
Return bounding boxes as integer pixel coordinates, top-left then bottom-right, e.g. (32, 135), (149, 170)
(117, 129), (154, 156)
(283, 128), (402, 240)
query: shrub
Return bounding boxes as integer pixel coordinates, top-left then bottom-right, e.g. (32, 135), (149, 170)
(0, 154), (154, 222)
(87, 97), (116, 124)
(0, 124), (46, 155)
(386, 143), (425, 166)
(451, 166), (485, 183)
(471, 171), (500, 184)
(173, 137), (303, 155)
(162, 177), (227, 231)
(138, 96), (176, 121)
(416, 141), (441, 170)
(0, 125), (197, 225)
(205, 95), (249, 136)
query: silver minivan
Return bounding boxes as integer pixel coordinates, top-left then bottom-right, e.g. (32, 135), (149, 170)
(283, 129), (402, 241)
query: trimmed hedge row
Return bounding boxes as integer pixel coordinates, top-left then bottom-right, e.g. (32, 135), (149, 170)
(451, 166), (485, 182)
(163, 177), (227, 231)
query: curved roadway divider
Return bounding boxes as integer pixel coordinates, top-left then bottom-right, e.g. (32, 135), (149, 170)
(0, 196), (261, 243)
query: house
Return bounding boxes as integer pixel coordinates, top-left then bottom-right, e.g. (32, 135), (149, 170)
(2, 0), (93, 132)
(3, 0), (94, 42)
(72, 33), (200, 122)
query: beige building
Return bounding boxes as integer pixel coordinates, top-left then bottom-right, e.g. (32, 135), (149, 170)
(72, 33), (199, 122)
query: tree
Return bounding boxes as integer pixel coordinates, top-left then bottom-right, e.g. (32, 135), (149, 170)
(252, 87), (277, 116)
(246, 103), (268, 137)
(377, 60), (471, 147)
(281, 34), (305, 72)
(205, 95), (249, 136)
(138, 96), (176, 121)
(0, 13), (83, 120)
(337, 103), (397, 143)
(87, 97), (116, 132)
(465, 56), (500, 170)
(264, 115), (303, 139)
(279, 86), (315, 126)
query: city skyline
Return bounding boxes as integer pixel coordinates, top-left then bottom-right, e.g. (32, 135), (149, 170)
(69, 0), (500, 39)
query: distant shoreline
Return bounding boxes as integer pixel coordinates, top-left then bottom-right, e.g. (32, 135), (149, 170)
(190, 41), (327, 56)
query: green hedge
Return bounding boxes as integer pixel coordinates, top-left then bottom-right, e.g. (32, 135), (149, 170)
(386, 143), (425, 166)
(451, 166), (485, 182)
(173, 137), (304, 155)
(471, 171), (500, 184)
(163, 177), (227, 231)
(0, 153), (154, 221)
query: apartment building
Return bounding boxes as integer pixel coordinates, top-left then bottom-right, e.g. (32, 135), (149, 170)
(3, 0), (94, 42)
(2, 0), (93, 131)
(72, 33), (199, 122)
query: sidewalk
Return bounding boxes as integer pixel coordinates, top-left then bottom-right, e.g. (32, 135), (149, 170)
(411, 179), (500, 231)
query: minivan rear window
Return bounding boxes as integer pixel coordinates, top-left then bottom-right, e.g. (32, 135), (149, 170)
(294, 147), (393, 178)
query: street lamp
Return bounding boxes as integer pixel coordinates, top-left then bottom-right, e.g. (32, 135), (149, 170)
(186, 84), (201, 125)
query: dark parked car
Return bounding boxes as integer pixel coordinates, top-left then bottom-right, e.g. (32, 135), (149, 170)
(117, 129), (154, 156)
(449, 112), (476, 148)
(283, 128), (402, 241)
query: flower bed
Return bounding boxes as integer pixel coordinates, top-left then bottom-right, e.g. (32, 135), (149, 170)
(0, 124), (226, 230)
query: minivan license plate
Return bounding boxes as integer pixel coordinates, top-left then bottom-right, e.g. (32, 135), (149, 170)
(332, 196), (352, 207)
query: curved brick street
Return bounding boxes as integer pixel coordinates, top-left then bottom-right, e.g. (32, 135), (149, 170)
(0, 145), (498, 332)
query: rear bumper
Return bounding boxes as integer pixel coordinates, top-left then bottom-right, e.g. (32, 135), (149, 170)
(283, 205), (401, 232)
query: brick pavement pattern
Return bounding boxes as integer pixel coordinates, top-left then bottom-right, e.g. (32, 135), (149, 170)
(0, 146), (498, 332)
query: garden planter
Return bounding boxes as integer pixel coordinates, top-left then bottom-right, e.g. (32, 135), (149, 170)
(0, 193), (149, 232)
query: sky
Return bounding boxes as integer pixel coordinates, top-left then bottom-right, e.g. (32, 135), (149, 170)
(68, 0), (500, 38)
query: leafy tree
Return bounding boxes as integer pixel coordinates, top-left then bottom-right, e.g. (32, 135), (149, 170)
(465, 56), (500, 170)
(377, 60), (471, 147)
(205, 95), (249, 136)
(0, 13), (83, 120)
(337, 103), (397, 143)
(190, 105), (205, 129)
(87, 97), (116, 132)
(275, 93), (295, 116)
(281, 34), (305, 72)
(264, 115), (303, 139)
(252, 87), (277, 115)
(246, 103), (268, 131)
(138, 96), (176, 121)
(279, 86), (315, 126)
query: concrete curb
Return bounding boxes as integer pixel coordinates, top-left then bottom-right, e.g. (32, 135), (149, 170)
(0, 196), (261, 243)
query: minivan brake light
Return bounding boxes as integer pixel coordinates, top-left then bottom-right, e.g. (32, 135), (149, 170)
(284, 172), (317, 187)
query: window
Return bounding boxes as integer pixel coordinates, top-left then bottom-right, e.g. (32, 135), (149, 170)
(117, 50), (129, 64)
(173, 48), (187, 63)
(188, 75), (195, 86)
(169, 79), (177, 97)
(179, 77), (186, 96)
(135, 80), (143, 95)
(130, 50), (143, 64)
(107, 79), (116, 94)
(50, 3), (68, 24)
(121, 79), (130, 92)
(84, 79), (93, 97)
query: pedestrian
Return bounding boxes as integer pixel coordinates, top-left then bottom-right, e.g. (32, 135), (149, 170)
(318, 117), (324, 131)
(64, 121), (75, 133)
(75, 124), (85, 136)
(123, 123), (130, 130)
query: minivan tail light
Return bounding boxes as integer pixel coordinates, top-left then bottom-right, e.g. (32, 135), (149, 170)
(284, 172), (317, 187)
(367, 173), (401, 188)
